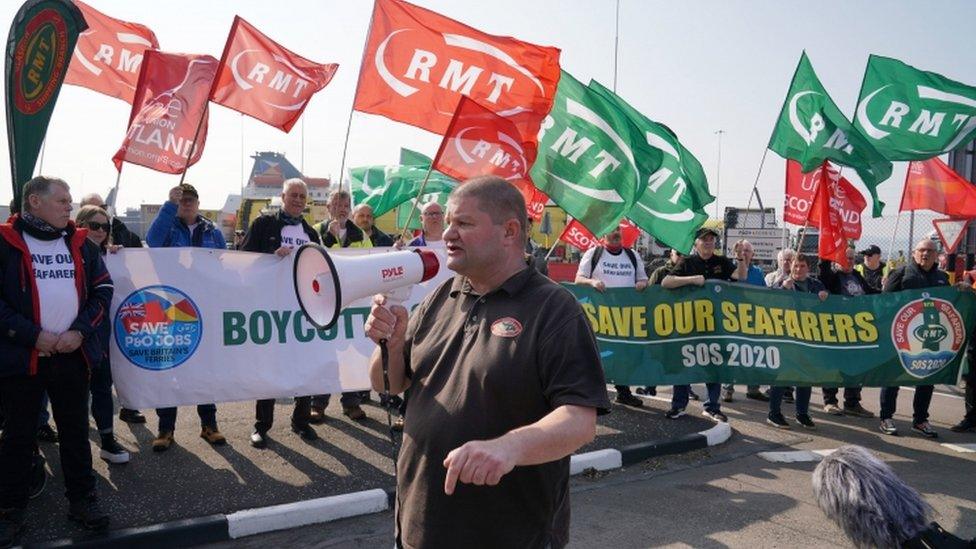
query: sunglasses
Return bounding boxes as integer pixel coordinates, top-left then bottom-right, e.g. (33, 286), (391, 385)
(83, 221), (111, 232)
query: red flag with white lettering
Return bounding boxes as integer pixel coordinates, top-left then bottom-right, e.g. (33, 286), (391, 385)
(559, 219), (639, 250)
(808, 161), (850, 268)
(210, 16), (338, 132)
(64, 0), (159, 103)
(784, 159), (865, 240)
(112, 51), (218, 173)
(520, 184), (548, 222)
(354, 0), (561, 137)
(433, 96), (542, 216)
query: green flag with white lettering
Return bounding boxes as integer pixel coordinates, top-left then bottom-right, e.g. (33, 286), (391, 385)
(588, 80), (712, 253)
(854, 55), (976, 161)
(768, 52), (892, 216)
(348, 149), (456, 217)
(530, 71), (660, 237)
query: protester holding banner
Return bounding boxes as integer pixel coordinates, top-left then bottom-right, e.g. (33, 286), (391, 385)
(364, 176), (609, 548)
(951, 341), (976, 433)
(855, 245), (888, 292)
(662, 227), (746, 422)
(817, 250), (878, 419)
(311, 189), (370, 422)
(145, 184), (226, 451)
(766, 253), (828, 429)
(78, 193), (146, 425)
(0, 177), (113, 541)
(241, 179), (321, 448)
(723, 240), (769, 403)
(74, 205), (129, 464)
(575, 226), (648, 408)
(765, 248), (796, 287)
(353, 204), (394, 247)
(879, 239), (951, 438)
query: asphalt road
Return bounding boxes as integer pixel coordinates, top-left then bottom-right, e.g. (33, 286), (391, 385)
(22, 388), (711, 545)
(203, 384), (976, 548)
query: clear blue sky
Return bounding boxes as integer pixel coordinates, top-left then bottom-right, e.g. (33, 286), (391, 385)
(2, 0), (974, 217)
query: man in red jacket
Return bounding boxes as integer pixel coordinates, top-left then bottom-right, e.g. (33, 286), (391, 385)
(0, 177), (113, 546)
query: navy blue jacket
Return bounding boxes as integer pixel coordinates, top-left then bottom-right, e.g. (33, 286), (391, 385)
(146, 201), (226, 249)
(0, 216), (114, 377)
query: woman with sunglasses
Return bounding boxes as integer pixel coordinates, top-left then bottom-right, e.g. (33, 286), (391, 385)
(74, 205), (129, 464)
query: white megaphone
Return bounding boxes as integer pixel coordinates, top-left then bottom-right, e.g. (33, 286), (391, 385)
(293, 244), (440, 330)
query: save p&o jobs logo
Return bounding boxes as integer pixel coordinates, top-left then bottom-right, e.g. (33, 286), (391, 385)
(891, 295), (965, 379)
(114, 285), (203, 371)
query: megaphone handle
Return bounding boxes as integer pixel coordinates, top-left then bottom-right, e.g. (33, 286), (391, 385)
(379, 338), (400, 465)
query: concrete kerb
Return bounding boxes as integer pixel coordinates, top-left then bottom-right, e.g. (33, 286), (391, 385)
(33, 423), (731, 548)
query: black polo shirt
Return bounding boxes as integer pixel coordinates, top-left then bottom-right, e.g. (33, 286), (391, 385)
(397, 267), (610, 549)
(669, 253), (736, 281)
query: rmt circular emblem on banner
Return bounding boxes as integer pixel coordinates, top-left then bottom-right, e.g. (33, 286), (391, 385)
(13, 8), (70, 115)
(114, 285), (203, 371)
(891, 295), (965, 379)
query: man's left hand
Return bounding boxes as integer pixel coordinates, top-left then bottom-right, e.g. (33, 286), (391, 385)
(443, 438), (518, 495)
(54, 330), (83, 353)
(274, 246), (292, 257)
(818, 290), (829, 301)
(635, 280), (648, 292)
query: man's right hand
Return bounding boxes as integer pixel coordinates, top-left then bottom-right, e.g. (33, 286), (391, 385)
(168, 186), (183, 205)
(35, 330), (58, 353)
(591, 279), (606, 292)
(365, 294), (408, 346)
(782, 278), (795, 290)
(328, 220), (342, 239)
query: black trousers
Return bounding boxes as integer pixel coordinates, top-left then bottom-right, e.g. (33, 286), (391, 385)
(0, 353), (96, 509)
(255, 396), (311, 433)
(880, 385), (934, 423)
(822, 387), (863, 407)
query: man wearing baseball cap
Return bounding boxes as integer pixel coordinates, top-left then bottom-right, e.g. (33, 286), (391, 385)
(854, 244), (887, 293)
(662, 227), (747, 422)
(145, 184), (226, 451)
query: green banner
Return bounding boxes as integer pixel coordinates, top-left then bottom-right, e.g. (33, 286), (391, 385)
(5, 0), (87, 206)
(568, 282), (975, 387)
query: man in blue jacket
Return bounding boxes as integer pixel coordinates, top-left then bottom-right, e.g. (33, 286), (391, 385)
(145, 184), (226, 452)
(0, 177), (113, 545)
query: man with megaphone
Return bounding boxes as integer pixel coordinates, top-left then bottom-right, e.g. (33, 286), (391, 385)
(364, 176), (610, 549)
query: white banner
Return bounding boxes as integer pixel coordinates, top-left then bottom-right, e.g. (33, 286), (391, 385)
(106, 247), (450, 409)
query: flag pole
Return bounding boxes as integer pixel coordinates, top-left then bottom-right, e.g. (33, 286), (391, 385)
(337, 2), (378, 191)
(36, 138), (47, 176)
(885, 168), (911, 267)
(612, 0), (620, 92)
(397, 164), (435, 242)
(240, 113), (245, 200)
(744, 148), (770, 212)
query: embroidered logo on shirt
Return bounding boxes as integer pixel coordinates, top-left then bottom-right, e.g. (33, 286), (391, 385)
(491, 317), (522, 338)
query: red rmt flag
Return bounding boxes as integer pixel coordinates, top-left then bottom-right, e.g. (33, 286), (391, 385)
(784, 159), (865, 239)
(210, 16), (338, 132)
(64, 0), (160, 103)
(901, 157), (976, 217)
(113, 51), (218, 173)
(354, 0), (561, 137)
(559, 219), (639, 250)
(808, 161), (850, 269)
(433, 95), (541, 212)
(521, 185), (548, 222)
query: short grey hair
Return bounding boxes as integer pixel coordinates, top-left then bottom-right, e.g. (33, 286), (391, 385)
(812, 445), (931, 548)
(352, 203), (374, 215)
(80, 193), (104, 207)
(22, 176), (70, 213)
(778, 248), (796, 261)
(327, 188), (351, 205)
(282, 178), (307, 194)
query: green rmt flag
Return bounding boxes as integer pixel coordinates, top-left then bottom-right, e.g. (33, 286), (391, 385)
(854, 55), (976, 161)
(530, 70), (660, 237)
(348, 148), (456, 217)
(588, 80), (713, 253)
(768, 52), (892, 216)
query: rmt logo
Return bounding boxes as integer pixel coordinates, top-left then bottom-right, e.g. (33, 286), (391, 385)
(382, 266), (405, 280)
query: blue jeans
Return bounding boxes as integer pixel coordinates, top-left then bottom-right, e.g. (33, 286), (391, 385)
(89, 360), (114, 434)
(672, 383), (721, 413)
(156, 404), (217, 433)
(769, 386), (811, 417)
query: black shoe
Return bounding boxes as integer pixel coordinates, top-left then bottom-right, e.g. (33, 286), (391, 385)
(291, 423), (319, 441)
(68, 496), (110, 531)
(795, 414), (816, 429)
(635, 386), (657, 396)
(0, 509), (24, 549)
(37, 423), (58, 443)
(99, 435), (130, 464)
(950, 417), (976, 433)
(701, 409), (728, 423)
(379, 394), (403, 410)
(118, 408), (146, 424)
(665, 408), (685, 420)
(782, 391), (795, 404)
(721, 388), (734, 403)
(767, 413), (790, 429)
(746, 391), (770, 402)
(615, 393), (644, 407)
(250, 431), (268, 449)
(29, 455), (46, 499)
(911, 422), (938, 439)
(688, 389), (701, 401)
